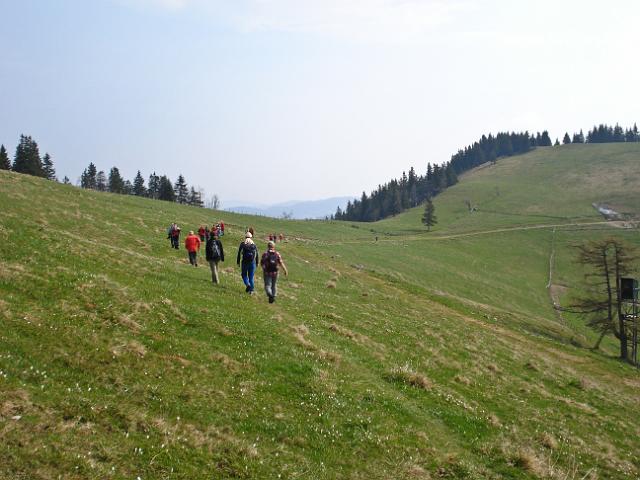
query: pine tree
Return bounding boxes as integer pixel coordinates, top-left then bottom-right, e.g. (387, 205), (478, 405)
(96, 171), (107, 191)
(0, 144), (10, 170)
(62, 176), (70, 184)
(147, 172), (160, 199)
(123, 179), (133, 195)
(421, 199), (437, 231)
(13, 134), (44, 177)
(187, 186), (204, 207)
(562, 132), (571, 144)
(81, 163), (98, 189)
(174, 174), (189, 204)
(108, 167), (125, 194)
(42, 153), (57, 181)
(158, 175), (176, 202)
(133, 170), (146, 196)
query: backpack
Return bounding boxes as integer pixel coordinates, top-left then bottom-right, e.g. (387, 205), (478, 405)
(265, 251), (279, 273)
(242, 243), (256, 263)
(208, 240), (221, 260)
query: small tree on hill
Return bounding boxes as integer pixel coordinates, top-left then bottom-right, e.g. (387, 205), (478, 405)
(562, 133), (571, 144)
(42, 153), (57, 181)
(174, 174), (189, 204)
(96, 170), (107, 191)
(187, 186), (204, 207)
(80, 163), (98, 189)
(569, 238), (637, 360)
(108, 167), (125, 194)
(62, 176), (70, 184)
(13, 135), (44, 177)
(133, 170), (146, 196)
(158, 175), (176, 202)
(421, 199), (437, 231)
(147, 172), (159, 199)
(0, 144), (10, 170)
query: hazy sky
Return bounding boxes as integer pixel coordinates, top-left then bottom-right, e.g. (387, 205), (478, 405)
(1, 0), (639, 205)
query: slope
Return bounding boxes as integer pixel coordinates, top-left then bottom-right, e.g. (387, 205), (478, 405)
(1, 146), (640, 479)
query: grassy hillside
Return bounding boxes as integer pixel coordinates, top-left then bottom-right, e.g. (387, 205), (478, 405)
(2, 144), (640, 479)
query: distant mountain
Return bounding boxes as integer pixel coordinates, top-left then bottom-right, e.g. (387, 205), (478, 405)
(225, 196), (355, 219)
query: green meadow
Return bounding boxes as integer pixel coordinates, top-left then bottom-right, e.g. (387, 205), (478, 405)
(2, 143), (640, 479)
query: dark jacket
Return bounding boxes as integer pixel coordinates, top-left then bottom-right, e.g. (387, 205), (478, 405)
(205, 238), (224, 262)
(237, 241), (258, 265)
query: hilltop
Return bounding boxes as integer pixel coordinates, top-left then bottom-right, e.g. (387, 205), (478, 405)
(2, 143), (640, 479)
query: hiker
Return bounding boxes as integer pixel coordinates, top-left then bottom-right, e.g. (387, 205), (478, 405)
(184, 230), (201, 266)
(205, 226), (210, 240)
(261, 241), (288, 303)
(169, 224), (181, 249)
(237, 231), (258, 294)
(167, 223), (175, 246)
(219, 221), (225, 236)
(205, 231), (224, 283)
(198, 225), (206, 242)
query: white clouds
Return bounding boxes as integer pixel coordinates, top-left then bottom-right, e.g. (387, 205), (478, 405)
(234, 0), (475, 43)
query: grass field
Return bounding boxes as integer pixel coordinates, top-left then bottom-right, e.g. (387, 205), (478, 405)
(2, 143), (640, 479)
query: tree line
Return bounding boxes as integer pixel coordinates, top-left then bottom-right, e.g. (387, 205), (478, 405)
(1, 134), (220, 209)
(335, 130), (545, 222)
(336, 123), (639, 223)
(79, 162), (205, 207)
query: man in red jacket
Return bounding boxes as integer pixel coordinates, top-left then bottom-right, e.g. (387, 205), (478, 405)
(184, 230), (201, 267)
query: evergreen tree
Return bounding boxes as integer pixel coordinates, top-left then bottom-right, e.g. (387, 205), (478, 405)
(80, 162), (98, 189)
(421, 199), (437, 231)
(42, 153), (57, 181)
(13, 134), (44, 177)
(0, 144), (10, 170)
(133, 170), (146, 196)
(562, 132), (571, 144)
(123, 179), (133, 195)
(108, 167), (126, 194)
(539, 131), (552, 146)
(174, 174), (189, 204)
(62, 176), (70, 184)
(554, 138), (560, 146)
(147, 172), (160, 199)
(187, 186), (204, 207)
(158, 175), (176, 202)
(96, 171), (107, 191)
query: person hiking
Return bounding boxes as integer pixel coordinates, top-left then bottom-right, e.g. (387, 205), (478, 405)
(198, 225), (206, 242)
(184, 230), (201, 266)
(167, 223), (175, 247)
(219, 220), (225, 236)
(260, 241), (288, 303)
(205, 231), (224, 283)
(237, 231), (258, 294)
(169, 224), (181, 249)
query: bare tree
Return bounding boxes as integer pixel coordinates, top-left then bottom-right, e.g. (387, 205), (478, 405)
(569, 238), (637, 360)
(206, 194), (221, 210)
(281, 211), (293, 220)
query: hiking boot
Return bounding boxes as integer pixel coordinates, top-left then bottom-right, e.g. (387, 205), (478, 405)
(245, 285), (250, 292)
(269, 296), (275, 304)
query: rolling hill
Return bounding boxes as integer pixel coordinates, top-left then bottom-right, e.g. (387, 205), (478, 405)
(1, 143), (640, 479)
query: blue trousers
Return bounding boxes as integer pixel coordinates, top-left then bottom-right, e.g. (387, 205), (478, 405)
(241, 261), (256, 292)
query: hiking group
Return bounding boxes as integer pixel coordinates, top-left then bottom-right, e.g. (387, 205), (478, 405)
(167, 222), (287, 303)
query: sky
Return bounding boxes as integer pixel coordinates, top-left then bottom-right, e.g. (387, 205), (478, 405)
(1, 0), (639, 205)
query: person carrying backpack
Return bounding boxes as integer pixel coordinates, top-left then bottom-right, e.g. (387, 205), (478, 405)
(237, 231), (258, 294)
(260, 241), (288, 303)
(170, 224), (181, 249)
(184, 230), (201, 266)
(198, 225), (206, 242)
(205, 231), (225, 283)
